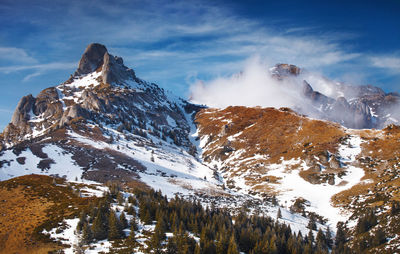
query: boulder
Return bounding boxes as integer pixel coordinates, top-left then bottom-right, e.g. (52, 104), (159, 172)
(59, 105), (89, 127)
(318, 151), (329, 164)
(81, 91), (104, 111)
(33, 87), (59, 115)
(329, 156), (340, 169)
(328, 175), (335, 185)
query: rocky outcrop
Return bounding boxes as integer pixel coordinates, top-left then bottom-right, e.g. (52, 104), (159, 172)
(59, 105), (89, 127)
(352, 100), (372, 128)
(329, 156), (340, 169)
(101, 52), (137, 85)
(75, 43), (107, 76)
(11, 95), (35, 126)
(300, 80), (375, 129)
(72, 43), (138, 86)
(33, 88), (58, 114)
(33, 87), (63, 120)
(302, 80), (334, 105)
(302, 80), (313, 97)
(272, 64), (301, 77)
(81, 91), (105, 111)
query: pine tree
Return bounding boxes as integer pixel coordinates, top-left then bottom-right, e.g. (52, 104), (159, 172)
(149, 217), (166, 252)
(91, 209), (108, 240)
(216, 230), (229, 254)
(81, 222), (93, 245)
(194, 243), (201, 254)
(325, 226), (333, 249)
(120, 212), (128, 229)
(316, 229), (327, 250)
(117, 192), (124, 205)
(307, 214), (317, 230)
(227, 233), (240, 254)
(372, 227), (386, 247)
(126, 227), (136, 247)
(166, 237), (178, 254)
(277, 208), (282, 219)
(76, 211), (87, 233)
(308, 228), (314, 245)
(108, 210), (123, 240)
(269, 235), (278, 254)
(335, 222), (346, 250)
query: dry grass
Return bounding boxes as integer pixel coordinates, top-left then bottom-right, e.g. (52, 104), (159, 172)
(196, 106), (346, 193)
(196, 106), (345, 165)
(0, 174), (97, 254)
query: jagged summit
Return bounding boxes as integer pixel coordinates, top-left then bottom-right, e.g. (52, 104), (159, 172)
(0, 43), (193, 149)
(75, 43), (108, 76)
(271, 63), (301, 77)
(268, 63), (399, 129)
(70, 43), (138, 86)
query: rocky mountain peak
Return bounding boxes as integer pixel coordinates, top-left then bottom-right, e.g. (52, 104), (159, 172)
(0, 43), (195, 151)
(72, 43), (137, 85)
(75, 43), (108, 76)
(271, 63), (301, 78)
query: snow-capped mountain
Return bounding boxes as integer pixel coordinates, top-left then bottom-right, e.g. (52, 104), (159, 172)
(270, 63), (400, 129)
(1, 43), (400, 253)
(0, 43), (222, 195)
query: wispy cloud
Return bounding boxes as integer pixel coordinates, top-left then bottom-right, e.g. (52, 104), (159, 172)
(0, 62), (75, 74)
(370, 55), (400, 72)
(23, 71), (42, 82)
(0, 47), (38, 64)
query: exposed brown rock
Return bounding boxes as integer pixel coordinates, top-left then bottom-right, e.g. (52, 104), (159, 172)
(274, 64), (301, 76)
(81, 90), (104, 111)
(101, 52), (136, 84)
(329, 156), (340, 169)
(59, 105), (89, 127)
(11, 95), (35, 126)
(318, 151), (329, 164)
(75, 43), (107, 76)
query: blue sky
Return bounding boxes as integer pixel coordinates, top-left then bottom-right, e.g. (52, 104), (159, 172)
(0, 0), (399, 130)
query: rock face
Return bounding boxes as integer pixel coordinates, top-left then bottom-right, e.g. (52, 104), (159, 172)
(329, 156), (340, 169)
(302, 80), (334, 105)
(101, 52), (137, 84)
(75, 43), (107, 76)
(59, 105), (89, 127)
(11, 95), (35, 126)
(298, 76), (375, 129)
(272, 64), (301, 77)
(73, 43), (138, 86)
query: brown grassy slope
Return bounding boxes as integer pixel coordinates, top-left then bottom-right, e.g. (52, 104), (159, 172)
(196, 106), (345, 165)
(195, 106), (347, 195)
(0, 175), (96, 254)
(333, 125), (400, 209)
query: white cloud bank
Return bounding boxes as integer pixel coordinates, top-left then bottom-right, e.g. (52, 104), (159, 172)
(189, 56), (303, 109)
